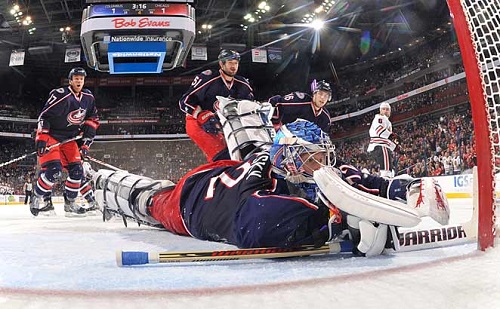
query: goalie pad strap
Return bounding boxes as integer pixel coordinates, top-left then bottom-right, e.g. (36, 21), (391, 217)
(313, 167), (421, 227)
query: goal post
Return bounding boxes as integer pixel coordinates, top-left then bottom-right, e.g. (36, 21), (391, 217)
(446, 0), (499, 250)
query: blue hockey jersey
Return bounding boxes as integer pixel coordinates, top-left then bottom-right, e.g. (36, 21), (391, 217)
(179, 69), (254, 116)
(269, 92), (331, 132)
(37, 86), (98, 142)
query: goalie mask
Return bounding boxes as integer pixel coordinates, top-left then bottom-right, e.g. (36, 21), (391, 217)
(269, 119), (335, 183)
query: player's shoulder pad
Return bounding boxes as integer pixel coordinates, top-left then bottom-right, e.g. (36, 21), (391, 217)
(294, 92), (310, 101)
(82, 88), (94, 95)
(234, 75), (251, 84)
(201, 69), (213, 76)
(50, 86), (69, 96)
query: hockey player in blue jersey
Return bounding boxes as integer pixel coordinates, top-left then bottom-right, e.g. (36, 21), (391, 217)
(179, 49), (254, 162)
(268, 80), (332, 132)
(30, 67), (99, 217)
(93, 120), (449, 256)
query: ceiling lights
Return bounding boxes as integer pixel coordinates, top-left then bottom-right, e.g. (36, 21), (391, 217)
(241, 1), (270, 30)
(302, 0), (335, 24)
(9, 3), (36, 34)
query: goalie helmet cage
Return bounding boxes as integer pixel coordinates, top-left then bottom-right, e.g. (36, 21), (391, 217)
(446, 0), (499, 250)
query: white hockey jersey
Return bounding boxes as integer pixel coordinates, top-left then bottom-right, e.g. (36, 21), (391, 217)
(367, 114), (397, 152)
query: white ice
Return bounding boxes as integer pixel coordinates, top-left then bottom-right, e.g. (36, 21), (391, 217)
(0, 198), (499, 309)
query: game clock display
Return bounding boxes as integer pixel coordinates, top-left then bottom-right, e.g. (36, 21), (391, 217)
(89, 3), (189, 17)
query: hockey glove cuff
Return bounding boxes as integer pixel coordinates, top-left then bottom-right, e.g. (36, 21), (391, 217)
(82, 119), (99, 140)
(80, 138), (93, 158)
(35, 129), (50, 156)
(197, 110), (221, 134)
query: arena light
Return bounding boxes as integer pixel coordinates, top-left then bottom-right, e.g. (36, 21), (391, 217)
(10, 5), (20, 15)
(310, 19), (325, 30)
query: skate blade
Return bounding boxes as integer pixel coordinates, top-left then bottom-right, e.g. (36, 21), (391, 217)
(65, 212), (87, 218)
(85, 210), (98, 216)
(39, 210), (57, 217)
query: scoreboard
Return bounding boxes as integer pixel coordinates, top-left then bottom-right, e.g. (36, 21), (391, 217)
(88, 3), (190, 18)
(80, 1), (196, 74)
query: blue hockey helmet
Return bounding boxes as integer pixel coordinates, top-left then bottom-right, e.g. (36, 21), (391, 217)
(68, 67), (87, 80)
(310, 79), (332, 94)
(218, 49), (241, 63)
(269, 119), (335, 182)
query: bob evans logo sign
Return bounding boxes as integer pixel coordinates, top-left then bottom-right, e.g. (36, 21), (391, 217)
(112, 17), (170, 28)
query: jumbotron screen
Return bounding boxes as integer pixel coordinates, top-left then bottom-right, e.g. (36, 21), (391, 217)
(88, 3), (190, 18)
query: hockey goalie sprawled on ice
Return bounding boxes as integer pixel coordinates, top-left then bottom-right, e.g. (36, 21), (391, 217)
(92, 97), (450, 257)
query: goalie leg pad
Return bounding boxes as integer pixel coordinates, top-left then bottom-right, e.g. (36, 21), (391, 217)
(216, 96), (275, 161)
(94, 169), (174, 227)
(314, 167), (421, 227)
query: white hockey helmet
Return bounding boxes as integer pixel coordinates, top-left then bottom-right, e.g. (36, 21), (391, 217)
(380, 102), (391, 111)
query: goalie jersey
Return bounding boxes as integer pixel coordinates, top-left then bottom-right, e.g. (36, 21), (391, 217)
(148, 152), (390, 248)
(367, 114), (397, 152)
(149, 152), (326, 248)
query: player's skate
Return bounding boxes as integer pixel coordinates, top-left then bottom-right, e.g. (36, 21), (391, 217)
(84, 200), (98, 216)
(30, 196), (56, 217)
(64, 194), (87, 218)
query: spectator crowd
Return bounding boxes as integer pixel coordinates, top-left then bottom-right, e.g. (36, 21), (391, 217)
(0, 29), (489, 195)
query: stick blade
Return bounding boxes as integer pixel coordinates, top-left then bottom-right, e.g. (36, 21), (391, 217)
(117, 251), (150, 266)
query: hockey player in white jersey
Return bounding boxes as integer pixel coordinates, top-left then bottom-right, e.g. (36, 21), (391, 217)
(367, 102), (398, 178)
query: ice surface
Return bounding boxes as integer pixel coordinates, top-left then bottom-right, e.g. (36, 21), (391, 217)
(0, 199), (499, 309)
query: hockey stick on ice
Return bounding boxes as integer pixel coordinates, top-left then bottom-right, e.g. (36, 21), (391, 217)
(117, 222), (475, 267)
(117, 242), (354, 266)
(0, 135), (82, 169)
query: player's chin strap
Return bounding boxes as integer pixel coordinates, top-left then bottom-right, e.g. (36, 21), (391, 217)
(216, 96), (275, 161)
(93, 169), (174, 227)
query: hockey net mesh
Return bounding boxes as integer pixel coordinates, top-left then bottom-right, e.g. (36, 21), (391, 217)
(453, 0), (500, 246)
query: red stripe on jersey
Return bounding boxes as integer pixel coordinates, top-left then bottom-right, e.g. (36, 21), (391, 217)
(37, 178), (52, 190)
(65, 180), (81, 189)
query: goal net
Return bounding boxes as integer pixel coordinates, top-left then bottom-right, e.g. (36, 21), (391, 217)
(447, 0), (499, 250)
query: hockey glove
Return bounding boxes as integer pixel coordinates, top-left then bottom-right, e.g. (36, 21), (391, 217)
(81, 119), (99, 140)
(197, 110), (221, 134)
(389, 132), (399, 142)
(80, 138), (93, 158)
(35, 130), (50, 156)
